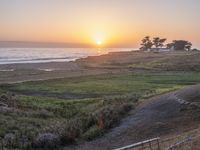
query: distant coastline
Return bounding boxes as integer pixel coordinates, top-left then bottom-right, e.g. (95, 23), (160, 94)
(0, 47), (134, 65)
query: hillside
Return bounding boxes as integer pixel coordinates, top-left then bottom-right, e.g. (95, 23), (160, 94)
(0, 51), (200, 149)
(66, 84), (200, 150)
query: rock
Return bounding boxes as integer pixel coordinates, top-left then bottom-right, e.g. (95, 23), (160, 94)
(0, 102), (8, 107)
(190, 102), (200, 108)
(34, 133), (60, 149)
(4, 133), (16, 146)
(0, 106), (13, 113)
(0, 94), (9, 101)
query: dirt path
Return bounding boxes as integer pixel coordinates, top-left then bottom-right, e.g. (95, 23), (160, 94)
(65, 84), (200, 150)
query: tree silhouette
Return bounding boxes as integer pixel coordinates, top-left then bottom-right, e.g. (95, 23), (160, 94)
(140, 36), (153, 51)
(140, 37), (192, 51)
(153, 37), (166, 50)
(166, 43), (174, 49)
(171, 40), (192, 51)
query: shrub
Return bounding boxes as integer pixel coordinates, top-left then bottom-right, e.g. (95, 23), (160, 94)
(59, 127), (80, 145)
(34, 109), (54, 119)
(82, 126), (104, 141)
(0, 93), (17, 108)
(33, 133), (60, 149)
(3, 133), (16, 148)
(95, 103), (133, 129)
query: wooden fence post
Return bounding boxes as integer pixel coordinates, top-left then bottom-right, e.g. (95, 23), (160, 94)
(157, 138), (160, 150)
(141, 143), (144, 150)
(149, 141), (152, 150)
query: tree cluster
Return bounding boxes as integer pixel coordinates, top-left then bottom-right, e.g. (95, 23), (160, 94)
(167, 40), (192, 51)
(140, 36), (192, 51)
(140, 36), (166, 51)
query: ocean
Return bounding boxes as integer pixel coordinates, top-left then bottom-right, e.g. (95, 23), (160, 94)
(0, 48), (133, 65)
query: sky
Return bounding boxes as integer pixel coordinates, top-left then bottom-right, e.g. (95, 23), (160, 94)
(0, 0), (200, 48)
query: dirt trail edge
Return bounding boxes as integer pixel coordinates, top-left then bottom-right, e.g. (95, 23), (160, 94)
(65, 84), (200, 150)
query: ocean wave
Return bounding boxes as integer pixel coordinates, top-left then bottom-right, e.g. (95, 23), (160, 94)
(0, 57), (79, 64)
(0, 48), (132, 64)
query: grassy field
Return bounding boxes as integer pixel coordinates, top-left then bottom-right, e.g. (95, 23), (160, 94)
(3, 72), (200, 97)
(128, 52), (200, 71)
(78, 51), (200, 72)
(1, 71), (200, 149)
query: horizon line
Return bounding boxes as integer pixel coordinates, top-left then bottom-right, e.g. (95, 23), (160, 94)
(0, 41), (137, 48)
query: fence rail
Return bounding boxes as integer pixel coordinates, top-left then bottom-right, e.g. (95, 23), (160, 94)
(1, 133), (200, 150)
(114, 137), (161, 150)
(114, 133), (200, 150)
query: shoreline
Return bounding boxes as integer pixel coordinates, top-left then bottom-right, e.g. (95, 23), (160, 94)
(0, 50), (134, 84)
(0, 50), (135, 68)
(0, 50), (198, 84)
(0, 48), (136, 66)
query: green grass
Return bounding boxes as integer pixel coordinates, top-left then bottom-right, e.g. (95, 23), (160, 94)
(4, 72), (200, 97)
(129, 52), (200, 72)
(1, 72), (200, 148)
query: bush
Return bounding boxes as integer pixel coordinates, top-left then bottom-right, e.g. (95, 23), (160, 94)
(0, 93), (17, 108)
(3, 133), (16, 147)
(34, 109), (54, 119)
(95, 103), (133, 129)
(82, 126), (104, 141)
(59, 127), (80, 145)
(34, 133), (60, 149)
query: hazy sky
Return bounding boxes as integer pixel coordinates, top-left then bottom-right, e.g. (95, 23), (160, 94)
(0, 0), (199, 48)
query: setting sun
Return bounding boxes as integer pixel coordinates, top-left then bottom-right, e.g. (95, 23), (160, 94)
(93, 32), (106, 46)
(96, 40), (102, 45)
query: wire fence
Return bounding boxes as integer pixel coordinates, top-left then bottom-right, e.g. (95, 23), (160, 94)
(114, 133), (200, 150)
(114, 138), (161, 150)
(1, 133), (200, 150)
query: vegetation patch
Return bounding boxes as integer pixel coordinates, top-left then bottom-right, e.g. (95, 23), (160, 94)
(1, 72), (200, 148)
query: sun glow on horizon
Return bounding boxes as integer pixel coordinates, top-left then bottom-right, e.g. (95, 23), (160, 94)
(0, 0), (199, 48)
(96, 40), (102, 45)
(92, 31), (107, 47)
